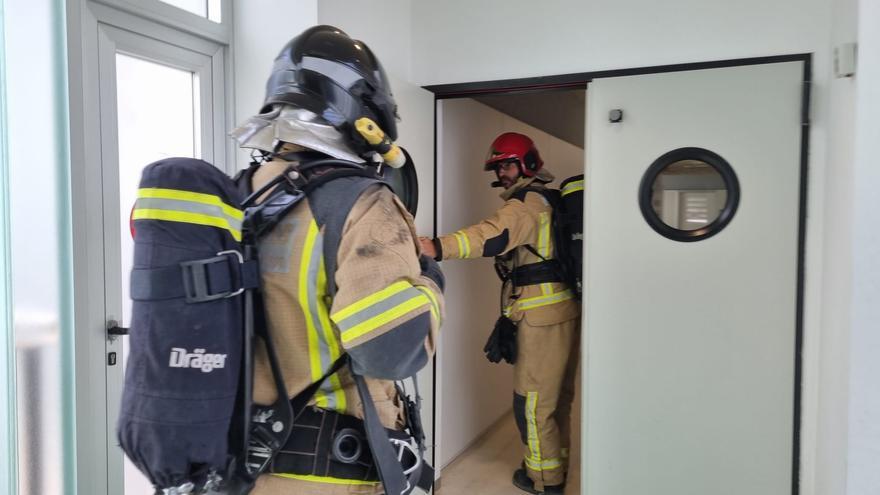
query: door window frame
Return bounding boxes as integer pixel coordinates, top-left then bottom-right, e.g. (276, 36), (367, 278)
(66, 1), (232, 493)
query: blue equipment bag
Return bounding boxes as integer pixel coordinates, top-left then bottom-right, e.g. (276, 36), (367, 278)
(118, 155), (432, 495)
(119, 157), (260, 492)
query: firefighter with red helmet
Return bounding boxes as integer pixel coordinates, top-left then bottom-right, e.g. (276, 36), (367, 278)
(420, 132), (580, 494)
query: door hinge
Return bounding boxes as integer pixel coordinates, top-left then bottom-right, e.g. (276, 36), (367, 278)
(801, 80), (811, 127)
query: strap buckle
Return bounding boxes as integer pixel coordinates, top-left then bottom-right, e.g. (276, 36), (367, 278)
(389, 437), (422, 493)
(180, 250), (245, 303)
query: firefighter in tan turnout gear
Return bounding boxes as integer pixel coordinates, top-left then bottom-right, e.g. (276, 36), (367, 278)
(232, 26), (444, 494)
(420, 132), (580, 495)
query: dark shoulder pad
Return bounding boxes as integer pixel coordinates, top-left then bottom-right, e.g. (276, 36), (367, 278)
(308, 177), (388, 296)
(511, 186), (556, 206)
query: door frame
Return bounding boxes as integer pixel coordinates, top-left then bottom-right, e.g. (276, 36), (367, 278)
(66, 1), (232, 493)
(424, 53), (811, 494)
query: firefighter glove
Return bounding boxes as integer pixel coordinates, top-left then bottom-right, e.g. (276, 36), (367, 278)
(484, 315), (517, 364)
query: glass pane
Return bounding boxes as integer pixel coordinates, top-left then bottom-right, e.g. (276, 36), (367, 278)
(159, 0), (222, 23)
(5, 0), (75, 493)
(650, 159), (728, 230)
(208, 0), (222, 22)
(115, 52), (199, 494)
(0, 1), (14, 491)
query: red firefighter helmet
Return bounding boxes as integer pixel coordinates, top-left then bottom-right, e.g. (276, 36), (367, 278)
(483, 132), (544, 177)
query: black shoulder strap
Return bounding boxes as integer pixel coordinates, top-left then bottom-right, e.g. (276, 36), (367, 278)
(510, 185), (545, 202)
(308, 175), (387, 297)
(309, 176), (420, 495)
(233, 161), (262, 199)
(513, 185), (561, 207)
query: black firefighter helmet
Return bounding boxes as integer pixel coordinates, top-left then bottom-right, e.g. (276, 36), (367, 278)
(262, 25), (399, 157)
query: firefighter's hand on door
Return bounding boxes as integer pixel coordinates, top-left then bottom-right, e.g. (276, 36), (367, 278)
(418, 236), (437, 259)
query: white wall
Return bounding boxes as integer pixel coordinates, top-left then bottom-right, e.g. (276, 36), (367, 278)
(232, 0), (317, 169)
(411, 0), (830, 86)
(814, 0), (858, 493)
(436, 98), (583, 469)
(847, 0), (880, 491)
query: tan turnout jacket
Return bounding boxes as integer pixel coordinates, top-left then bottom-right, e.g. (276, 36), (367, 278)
(437, 176), (578, 326)
(251, 160), (444, 430)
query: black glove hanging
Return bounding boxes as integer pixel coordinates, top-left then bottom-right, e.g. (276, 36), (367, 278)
(484, 315), (518, 364)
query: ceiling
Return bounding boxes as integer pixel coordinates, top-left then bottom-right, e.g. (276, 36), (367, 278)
(473, 88), (586, 149)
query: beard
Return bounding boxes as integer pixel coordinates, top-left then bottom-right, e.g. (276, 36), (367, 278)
(499, 176), (516, 188)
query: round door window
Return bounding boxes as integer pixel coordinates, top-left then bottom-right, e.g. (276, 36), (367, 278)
(638, 147), (740, 242)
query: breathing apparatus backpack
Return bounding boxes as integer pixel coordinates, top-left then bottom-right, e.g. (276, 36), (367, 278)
(508, 174), (584, 299)
(557, 174), (584, 298)
(119, 154), (431, 495)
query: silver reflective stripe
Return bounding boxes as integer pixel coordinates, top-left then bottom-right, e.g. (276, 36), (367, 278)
(334, 287), (425, 333)
(134, 197), (242, 232)
(301, 56), (363, 89)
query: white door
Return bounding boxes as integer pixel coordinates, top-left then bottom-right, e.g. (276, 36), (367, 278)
(91, 21), (228, 495)
(583, 61), (805, 495)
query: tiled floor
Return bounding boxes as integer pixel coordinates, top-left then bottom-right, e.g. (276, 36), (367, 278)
(438, 379), (581, 495)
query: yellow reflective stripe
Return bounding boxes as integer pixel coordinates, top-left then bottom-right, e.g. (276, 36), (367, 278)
(454, 232), (465, 257)
(538, 212), (551, 258)
(537, 212), (552, 296)
(517, 289), (574, 311)
(138, 187), (243, 220)
(298, 220), (328, 408)
(132, 209), (242, 241)
(561, 180), (584, 197)
(416, 286), (440, 323)
(526, 392), (541, 467)
(340, 294), (430, 344)
(271, 473), (379, 486)
(454, 231), (471, 258)
(317, 256), (346, 411)
(524, 456), (563, 471)
(525, 457), (542, 470)
(331, 280), (412, 322)
(522, 391), (563, 472)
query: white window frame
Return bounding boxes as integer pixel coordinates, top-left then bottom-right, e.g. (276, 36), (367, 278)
(66, 1), (233, 493)
(90, 0), (232, 44)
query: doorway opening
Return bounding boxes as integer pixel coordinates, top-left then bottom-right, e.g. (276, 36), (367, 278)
(426, 54), (810, 495)
(432, 87), (587, 495)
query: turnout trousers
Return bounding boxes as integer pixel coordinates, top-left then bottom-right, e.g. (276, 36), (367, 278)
(513, 316), (580, 488)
